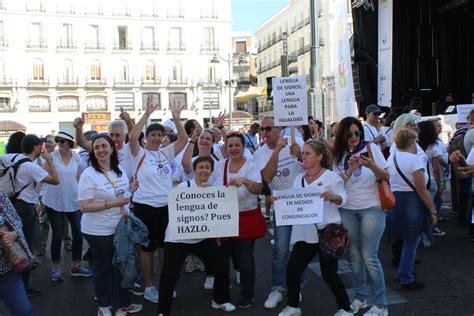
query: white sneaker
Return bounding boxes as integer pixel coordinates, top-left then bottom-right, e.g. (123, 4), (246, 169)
(173, 290), (177, 299)
(363, 306), (388, 316)
(204, 276), (215, 290)
(350, 298), (368, 313)
(211, 300), (236, 312)
(264, 290), (283, 309)
(278, 305), (302, 316)
(115, 303), (143, 315)
(98, 307), (112, 316)
(235, 271), (240, 285)
(334, 309), (354, 316)
(144, 286), (159, 303)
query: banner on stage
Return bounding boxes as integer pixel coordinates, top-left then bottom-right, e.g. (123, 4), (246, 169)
(272, 76), (308, 127)
(377, 0), (393, 107)
(273, 187), (324, 226)
(167, 186), (239, 240)
(456, 104), (474, 123)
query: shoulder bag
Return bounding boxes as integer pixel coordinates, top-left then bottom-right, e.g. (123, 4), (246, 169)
(366, 144), (396, 209)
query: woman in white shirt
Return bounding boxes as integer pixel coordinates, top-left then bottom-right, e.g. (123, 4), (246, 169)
(212, 132), (263, 309)
(332, 117), (389, 315)
(157, 156), (235, 314)
(127, 96), (188, 303)
(387, 129), (437, 291)
(78, 134), (142, 316)
(278, 140), (351, 316)
(42, 130), (92, 282)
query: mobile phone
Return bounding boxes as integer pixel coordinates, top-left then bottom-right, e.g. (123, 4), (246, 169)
(458, 155), (468, 167)
(360, 152), (370, 158)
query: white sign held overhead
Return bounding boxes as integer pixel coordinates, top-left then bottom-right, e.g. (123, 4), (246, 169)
(167, 186), (239, 240)
(273, 187), (324, 226)
(272, 76), (308, 126)
(456, 104), (474, 123)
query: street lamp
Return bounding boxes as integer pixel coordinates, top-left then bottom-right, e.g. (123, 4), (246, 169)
(210, 52), (242, 131)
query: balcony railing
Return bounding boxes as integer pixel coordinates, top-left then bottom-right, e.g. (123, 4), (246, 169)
(57, 77), (79, 87)
(140, 41), (159, 51)
(26, 40), (48, 49)
(0, 104), (12, 112)
(168, 77), (188, 86)
(113, 41), (132, 51)
(84, 8), (103, 15)
(58, 103), (80, 112)
(28, 77), (50, 86)
(167, 10), (184, 18)
(141, 77), (161, 86)
(200, 10), (218, 19)
(140, 11), (158, 17)
(113, 77), (135, 86)
(291, 44), (311, 56)
(167, 42), (185, 51)
(113, 9), (131, 16)
(26, 2), (45, 12)
(200, 42), (219, 52)
(0, 38), (8, 48)
(56, 40), (77, 49)
(56, 6), (75, 14)
(29, 104), (51, 112)
(85, 78), (107, 86)
(0, 77), (13, 86)
(84, 41), (105, 50)
(86, 104), (107, 112)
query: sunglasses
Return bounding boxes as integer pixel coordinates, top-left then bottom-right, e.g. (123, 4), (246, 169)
(347, 131), (362, 138)
(259, 126), (273, 132)
(54, 138), (67, 144)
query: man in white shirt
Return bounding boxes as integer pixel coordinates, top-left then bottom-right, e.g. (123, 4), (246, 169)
(363, 104), (386, 148)
(243, 122), (260, 154)
(253, 116), (304, 310)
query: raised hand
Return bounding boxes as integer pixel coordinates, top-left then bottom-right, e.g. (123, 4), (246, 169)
(213, 112), (227, 127)
(275, 136), (288, 151)
(146, 94), (159, 115)
(119, 108), (131, 122)
(191, 126), (202, 142)
(169, 99), (184, 119)
(73, 117), (84, 130)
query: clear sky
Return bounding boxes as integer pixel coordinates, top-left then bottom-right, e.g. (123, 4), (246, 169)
(232, 0), (289, 33)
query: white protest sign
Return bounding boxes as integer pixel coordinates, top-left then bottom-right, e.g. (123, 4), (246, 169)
(272, 76), (308, 126)
(167, 186), (239, 240)
(273, 187), (324, 226)
(456, 104), (474, 123)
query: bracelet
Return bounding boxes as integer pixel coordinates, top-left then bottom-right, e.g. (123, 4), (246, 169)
(104, 201), (108, 209)
(330, 194), (336, 203)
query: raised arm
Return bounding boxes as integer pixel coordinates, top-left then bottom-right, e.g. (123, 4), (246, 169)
(170, 101), (187, 156)
(129, 95), (158, 157)
(261, 136), (287, 183)
(73, 117), (91, 152)
(182, 126), (201, 174)
(212, 113), (228, 158)
(119, 109), (134, 135)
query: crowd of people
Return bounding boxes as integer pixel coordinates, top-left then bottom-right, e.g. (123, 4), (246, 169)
(1, 101), (473, 316)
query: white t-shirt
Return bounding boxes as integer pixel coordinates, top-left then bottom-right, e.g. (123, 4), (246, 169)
(380, 126), (393, 147)
(424, 140), (445, 177)
(253, 136), (304, 191)
(117, 144), (133, 180)
(290, 170), (347, 245)
(389, 142), (428, 179)
(4, 154), (48, 204)
(132, 145), (175, 208)
(388, 151), (427, 192)
(213, 147), (253, 161)
(466, 148), (474, 165)
(164, 179), (203, 244)
(363, 123), (384, 148)
(78, 165), (130, 236)
(333, 143), (388, 210)
(78, 149), (90, 173)
(183, 155), (220, 183)
(42, 151), (81, 212)
(212, 158), (261, 212)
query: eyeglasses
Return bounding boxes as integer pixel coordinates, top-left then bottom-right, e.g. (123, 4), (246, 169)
(347, 131), (362, 138)
(259, 126), (273, 132)
(406, 121), (418, 127)
(54, 138), (67, 144)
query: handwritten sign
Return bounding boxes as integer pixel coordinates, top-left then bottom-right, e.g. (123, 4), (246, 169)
(167, 186), (239, 240)
(272, 76), (308, 126)
(456, 104), (474, 123)
(273, 187), (324, 226)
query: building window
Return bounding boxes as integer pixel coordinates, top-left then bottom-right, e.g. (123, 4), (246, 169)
(90, 60), (101, 80)
(170, 61), (182, 81)
(145, 61), (156, 80)
(142, 93), (161, 111)
(29, 96), (50, 112)
(142, 26), (156, 49)
(86, 96), (107, 111)
(204, 27), (215, 49)
(62, 59), (74, 82)
(142, 0), (158, 17)
(27, 0), (44, 12)
(59, 23), (73, 48)
(57, 0), (74, 14)
(168, 27), (183, 50)
(0, 97), (10, 112)
(207, 65), (216, 82)
(58, 96), (79, 112)
(88, 25), (100, 48)
(235, 41), (246, 53)
(169, 92), (187, 110)
(29, 22), (44, 47)
(33, 59), (44, 80)
(117, 26), (129, 50)
(119, 60), (129, 81)
(0, 21), (5, 47)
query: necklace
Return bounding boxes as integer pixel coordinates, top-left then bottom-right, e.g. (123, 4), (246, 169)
(305, 167), (323, 179)
(229, 158), (245, 174)
(146, 149), (165, 172)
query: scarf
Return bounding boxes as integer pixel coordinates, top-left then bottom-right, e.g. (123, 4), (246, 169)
(343, 141), (369, 171)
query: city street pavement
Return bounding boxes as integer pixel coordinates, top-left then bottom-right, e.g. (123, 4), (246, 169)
(2, 199), (474, 315)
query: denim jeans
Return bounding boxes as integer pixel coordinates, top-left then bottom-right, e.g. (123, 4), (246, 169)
(340, 207), (388, 307)
(46, 207), (83, 263)
(271, 220), (292, 292)
(399, 235), (421, 285)
(0, 271), (32, 316)
(224, 239), (255, 300)
(83, 233), (131, 309)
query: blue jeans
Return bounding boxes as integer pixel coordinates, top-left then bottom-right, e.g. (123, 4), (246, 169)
(83, 233), (131, 309)
(46, 207), (83, 263)
(224, 239), (255, 299)
(340, 207), (387, 307)
(399, 235), (421, 285)
(0, 271), (32, 315)
(271, 221), (292, 292)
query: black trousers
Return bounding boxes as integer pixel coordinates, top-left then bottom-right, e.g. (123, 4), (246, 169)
(286, 241), (351, 311)
(157, 239), (230, 315)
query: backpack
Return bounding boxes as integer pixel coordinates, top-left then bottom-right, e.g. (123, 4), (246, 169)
(447, 126), (472, 157)
(0, 154), (32, 198)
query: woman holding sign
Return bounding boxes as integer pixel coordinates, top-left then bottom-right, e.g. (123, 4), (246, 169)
(332, 117), (389, 315)
(157, 156), (235, 314)
(213, 132), (264, 309)
(277, 140), (352, 316)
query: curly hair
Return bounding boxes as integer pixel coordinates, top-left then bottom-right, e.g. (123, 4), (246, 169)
(417, 120), (438, 151)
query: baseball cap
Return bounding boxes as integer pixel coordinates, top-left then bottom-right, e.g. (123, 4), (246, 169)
(365, 104), (382, 115)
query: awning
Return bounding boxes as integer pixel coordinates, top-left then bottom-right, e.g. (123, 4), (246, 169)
(234, 86), (266, 103)
(0, 120), (27, 132)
